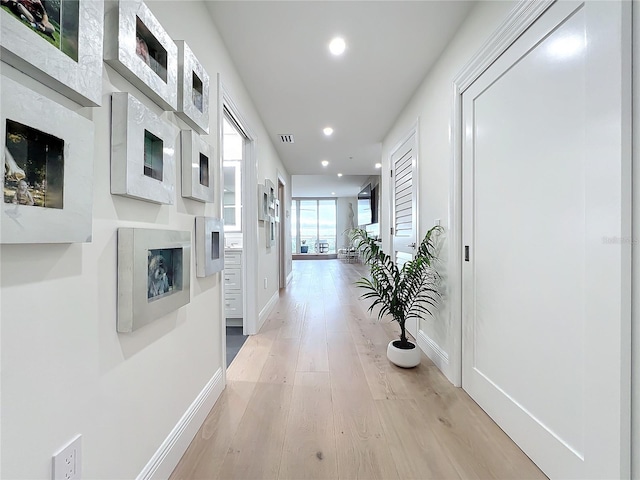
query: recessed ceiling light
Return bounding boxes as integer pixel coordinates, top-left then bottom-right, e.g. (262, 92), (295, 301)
(321, 160), (329, 167)
(337, 173), (343, 177)
(375, 163), (382, 169)
(331, 192), (336, 195)
(329, 37), (346, 56)
(323, 127), (333, 136)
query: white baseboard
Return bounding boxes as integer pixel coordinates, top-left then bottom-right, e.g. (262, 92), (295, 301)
(258, 289), (279, 331)
(418, 329), (450, 373)
(136, 368), (224, 480)
(286, 271), (293, 285)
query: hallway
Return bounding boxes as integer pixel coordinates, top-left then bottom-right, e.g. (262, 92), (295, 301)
(170, 260), (546, 479)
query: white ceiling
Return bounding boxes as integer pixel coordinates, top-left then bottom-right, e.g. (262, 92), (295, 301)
(205, 1), (475, 197)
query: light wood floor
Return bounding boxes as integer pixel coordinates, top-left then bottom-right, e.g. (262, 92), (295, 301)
(170, 260), (546, 480)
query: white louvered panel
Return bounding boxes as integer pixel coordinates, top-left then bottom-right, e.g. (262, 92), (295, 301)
(395, 251), (412, 268)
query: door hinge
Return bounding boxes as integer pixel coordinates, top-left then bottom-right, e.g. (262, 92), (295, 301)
(390, 169), (393, 177)
(390, 227), (394, 235)
(465, 245), (470, 262)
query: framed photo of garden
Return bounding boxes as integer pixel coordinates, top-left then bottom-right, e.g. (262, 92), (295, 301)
(0, 0), (104, 106)
(1, 76), (94, 244)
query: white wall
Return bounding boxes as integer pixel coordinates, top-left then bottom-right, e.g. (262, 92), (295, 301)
(0, 1), (289, 478)
(380, 0), (516, 382)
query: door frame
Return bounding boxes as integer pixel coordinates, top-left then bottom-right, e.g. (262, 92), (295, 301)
(449, 0), (631, 475)
(218, 77), (259, 383)
(448, 0), (557, 387)
(277, 171), (287, 288)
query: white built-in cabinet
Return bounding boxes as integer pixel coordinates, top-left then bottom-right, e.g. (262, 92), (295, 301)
(224, 249), (243, 324)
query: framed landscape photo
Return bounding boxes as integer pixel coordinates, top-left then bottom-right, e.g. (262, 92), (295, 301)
(104, 0), (178, 111)
(176, 40), (209, 134)
(1, 76), (94, 244)
(117, 227), (191, 333)
(195, 216), (224, 277)
(111, 92), (178, 205)
(0, 0), (104, 106)
(181, 130), (213, 203)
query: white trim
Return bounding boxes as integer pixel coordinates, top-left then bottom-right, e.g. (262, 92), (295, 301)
(220, 82), (259, 337)
(136, 368), (224, 480)
(449, 0), (557, 388)
(417, 329), (449, 371)
(286, 271), (293, 286)
(258, 289), (279, 332)
(216, 74), (226, 387)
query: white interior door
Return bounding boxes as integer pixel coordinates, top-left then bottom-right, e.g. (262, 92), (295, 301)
(391, 130), (418, 338)
(462, 2), (630, 478)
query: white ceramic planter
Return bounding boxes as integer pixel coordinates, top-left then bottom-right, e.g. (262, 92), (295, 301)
(387, 340), (421, 368)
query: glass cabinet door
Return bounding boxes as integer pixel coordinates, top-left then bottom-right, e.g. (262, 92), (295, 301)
(223, 161), (241, 230)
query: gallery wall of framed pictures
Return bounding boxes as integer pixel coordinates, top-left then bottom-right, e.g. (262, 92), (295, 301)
(1, 0), (220, 331)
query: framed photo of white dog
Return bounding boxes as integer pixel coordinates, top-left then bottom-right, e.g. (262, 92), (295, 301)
(117, 227), (191, 333)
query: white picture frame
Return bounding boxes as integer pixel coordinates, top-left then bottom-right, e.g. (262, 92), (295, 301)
(176, 41), (210, 134)
(195, 216), (224, 277)
(267, 215), (276, 248)
(0, 0), (104, 106)
(1, 76), (94, 244)
(181, 130), (213, 203)
(257, 184), (268, 221)
(265, 178), (276, 212)
(117, 227), (191, 333)
(111, 92), (178, 205)
(104, 0), (178, 111)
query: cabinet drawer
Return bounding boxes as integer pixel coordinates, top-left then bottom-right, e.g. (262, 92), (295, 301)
(224, 270), (241, 290)
(225, 293), (243, 316)
(224, 250), (242, 265)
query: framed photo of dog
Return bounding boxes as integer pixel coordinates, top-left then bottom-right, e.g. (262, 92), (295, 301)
(117, 227), (191, 333)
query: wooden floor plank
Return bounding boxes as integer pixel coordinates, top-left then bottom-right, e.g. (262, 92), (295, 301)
(279, 372), (338, 479)
(169, 381), (256, 480)
(216, 382), (293, 480)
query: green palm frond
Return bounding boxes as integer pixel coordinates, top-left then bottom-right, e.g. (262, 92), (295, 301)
(351, 226), (443, 346)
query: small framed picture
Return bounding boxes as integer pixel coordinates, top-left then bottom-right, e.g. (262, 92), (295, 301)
(176, 41), (209, 134)
(117, 227), (191, 332)
(195, 216), (224, 277)
(104, 0), (178, 111)
(267, 215), (276, 248)
(181, 130), (214, 203)
(257, 184), (268, 222)
(111, 92), (178, 204)
(0, 0), (104, 106)
(1, 76), (94, 244)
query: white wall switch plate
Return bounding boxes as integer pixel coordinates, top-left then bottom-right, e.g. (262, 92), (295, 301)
(52, 434), (82, 480)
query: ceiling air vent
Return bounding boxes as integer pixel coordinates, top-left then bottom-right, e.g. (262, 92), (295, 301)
(279, 134), (294, 144)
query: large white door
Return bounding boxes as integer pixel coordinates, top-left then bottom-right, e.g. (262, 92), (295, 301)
(462, 1), (630, 478)
(392, 130), (418, 338)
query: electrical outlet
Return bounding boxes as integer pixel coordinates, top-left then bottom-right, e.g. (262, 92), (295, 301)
(52, 435), (81, 480)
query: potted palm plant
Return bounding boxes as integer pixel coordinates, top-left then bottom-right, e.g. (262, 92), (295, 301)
(351, 226), (442, 368)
